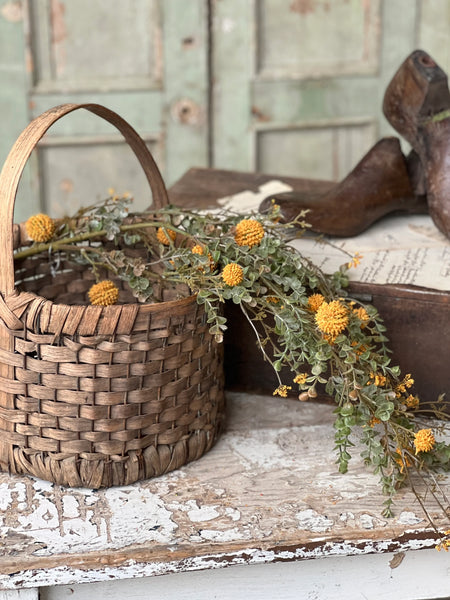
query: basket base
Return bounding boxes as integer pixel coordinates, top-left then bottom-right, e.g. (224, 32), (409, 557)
(1, 415), (226, 488)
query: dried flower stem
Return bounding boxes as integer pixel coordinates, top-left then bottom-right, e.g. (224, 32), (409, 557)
(14, 221), (189, 261)
(240, 302), (283, 386)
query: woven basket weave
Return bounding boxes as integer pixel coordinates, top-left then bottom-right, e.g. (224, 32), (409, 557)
(0, 103), (225, 488)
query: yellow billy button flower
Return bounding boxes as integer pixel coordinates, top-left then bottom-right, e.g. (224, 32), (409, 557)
(88, 280), (119, 306)
(234, 219), (265, 248)
(414, 429), (435, 454)
(315, 300), (349, 340)
(307, 293), (325, 312)
(25, 213), (56, 243)
(156, 226), (176, 245)
(222, 263), (243, 286)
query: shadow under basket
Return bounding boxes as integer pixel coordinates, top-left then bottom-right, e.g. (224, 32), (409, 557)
(0, 103), (225, 488)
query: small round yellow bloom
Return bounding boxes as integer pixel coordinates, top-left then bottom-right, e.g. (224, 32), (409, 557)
(414, 428), (435, 454)
(156, 226), (176, 245)
(25, 213), (56, 242)
(266, 296), (280, 304)
(222, 263), (243, 286)
(234, 219), (265, 248)
(191, 244), (204, 255)
(293, 373), (308, 385)
(273, 385), (291, 398)
(367, 416), (381, 428)
(307, 293), (325, 312)
(315, 300), (349, 339)
(88, 280), (119, 306)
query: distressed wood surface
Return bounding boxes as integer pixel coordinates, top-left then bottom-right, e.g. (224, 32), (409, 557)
(168, 166), (333, 209)
(1, 392), (448, 590)
(37, 549), (450, 600)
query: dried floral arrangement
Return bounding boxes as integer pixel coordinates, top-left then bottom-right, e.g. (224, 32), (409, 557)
(18, 193), (450, 548)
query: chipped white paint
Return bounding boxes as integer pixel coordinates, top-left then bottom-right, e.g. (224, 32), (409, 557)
(61, 496), (80, 519)
(186, 502), (220, 523)
(398, 511), (423, 526)
(198, 527), (249, 542)
(104, 487), (177, 546)
(36, 549), (450, 600)
(225, 507), (241, 522)
(0, 482), (26, 511)
(338, 512), (355, 524)
(1, 534), (442, 592)
(0, 393), (449, 592)
(296, 509), (333, 533)
(358, 513), (376, 530)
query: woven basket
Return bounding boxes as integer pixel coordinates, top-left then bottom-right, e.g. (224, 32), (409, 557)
(0, 103), (225, 488)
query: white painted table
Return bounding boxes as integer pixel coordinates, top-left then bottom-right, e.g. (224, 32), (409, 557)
(1, 392), (450, 600)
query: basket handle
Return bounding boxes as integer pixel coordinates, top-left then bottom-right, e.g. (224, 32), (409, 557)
(0, 103), (169, 295)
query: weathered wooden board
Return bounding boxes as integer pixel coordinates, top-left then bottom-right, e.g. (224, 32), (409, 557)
(168, 166), (333, 209)
(36, 549), (450, 600)
(0, 393), (448, 590)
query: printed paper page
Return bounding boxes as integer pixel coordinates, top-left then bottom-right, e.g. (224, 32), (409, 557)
(217, 181), (450, 291)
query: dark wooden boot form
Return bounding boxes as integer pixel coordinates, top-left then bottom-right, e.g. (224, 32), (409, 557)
(383, 49), (450, 237)
(259, 136), (426, 237)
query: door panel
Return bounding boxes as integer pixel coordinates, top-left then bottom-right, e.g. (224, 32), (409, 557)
(0, 0), (209, 221)
(212, 0), (449, 182)
(256, 120), (376, 180)
(28, 0), (162, 92)
(38, 137), (161, 217)
(256, 0), (380, 79)
(0, 0), (36, 221)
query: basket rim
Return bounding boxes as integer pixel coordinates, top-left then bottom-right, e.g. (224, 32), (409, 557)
(11, 287), (199, 312)
(1, 287), (201, 337)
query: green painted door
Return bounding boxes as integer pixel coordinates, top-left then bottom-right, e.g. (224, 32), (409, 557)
(0, 0), (210, 221)
(211, 0), (450, 181)
(1, 0), (449, 222)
